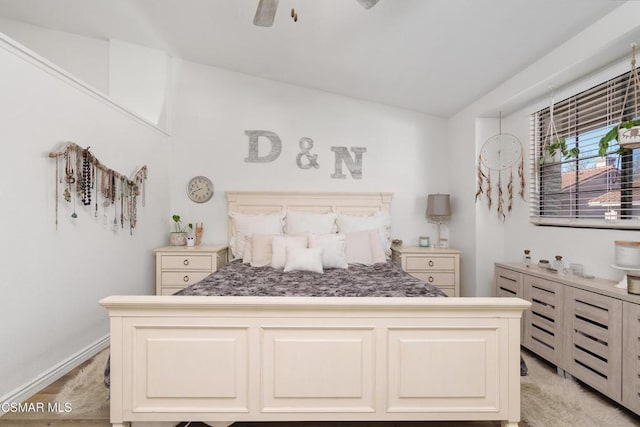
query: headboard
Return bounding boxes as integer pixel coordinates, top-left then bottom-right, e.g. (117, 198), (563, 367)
(225, 191), (393, 244)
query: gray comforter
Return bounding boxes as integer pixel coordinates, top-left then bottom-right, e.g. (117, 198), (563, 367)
(175, 260), (447, 298)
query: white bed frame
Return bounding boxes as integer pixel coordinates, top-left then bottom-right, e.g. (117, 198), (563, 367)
(100, 191), (529, 427)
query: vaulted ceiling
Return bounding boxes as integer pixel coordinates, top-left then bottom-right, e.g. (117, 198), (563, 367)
(0, 0), (625, 117)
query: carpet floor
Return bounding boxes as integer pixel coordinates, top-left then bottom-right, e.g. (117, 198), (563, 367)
(1, 349), (639, 426)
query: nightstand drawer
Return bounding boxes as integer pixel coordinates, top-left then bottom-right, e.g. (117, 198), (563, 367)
(161, 271), (210, 286)
(160, 287), (186, 296)
(406, 256), (454, 271)
(409, 272), (455, 287)
(161, 255), (212, 270)
(439, 287), (456, 297)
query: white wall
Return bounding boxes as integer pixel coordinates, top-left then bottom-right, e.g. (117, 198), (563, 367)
(169, 59), (448, 250)
(0, 17), (109, 94)
(448, 1), (640, 295)
(109, 38), (170, 128)
(0, 35), (170, 399)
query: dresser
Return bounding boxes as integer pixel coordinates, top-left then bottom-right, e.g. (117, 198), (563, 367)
(494, 262), (640, 415)
(154, 245), (228, 295)
(391, 246), (461, 296)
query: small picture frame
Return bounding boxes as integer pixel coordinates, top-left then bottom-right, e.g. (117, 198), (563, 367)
(419, 236), (430, 247)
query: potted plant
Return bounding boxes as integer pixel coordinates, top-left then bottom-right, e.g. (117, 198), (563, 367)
(601, 119), (640, 154)
(542, 119), (640, 162)
(169, 214), (193, 246)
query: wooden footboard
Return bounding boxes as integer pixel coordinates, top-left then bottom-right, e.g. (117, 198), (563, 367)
(100, 296), (529, 427)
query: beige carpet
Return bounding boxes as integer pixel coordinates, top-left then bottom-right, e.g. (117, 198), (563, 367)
(520, 352), (639, 426)
(51, 349), (640, 426)
(54, 348), (110, 415)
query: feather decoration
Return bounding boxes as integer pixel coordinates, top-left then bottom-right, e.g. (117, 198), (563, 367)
(497, 171), (505, 222)
(475, 155), (485, 201)
(507, 168), (514, 213)
(486, 170), (492, 210)
(518, 156), (525, 200)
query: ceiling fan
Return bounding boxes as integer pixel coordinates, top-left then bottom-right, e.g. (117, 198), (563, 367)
(253, 0), (380, 27)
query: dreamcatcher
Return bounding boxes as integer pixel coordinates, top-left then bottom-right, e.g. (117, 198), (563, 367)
(475, 113), (525, 221)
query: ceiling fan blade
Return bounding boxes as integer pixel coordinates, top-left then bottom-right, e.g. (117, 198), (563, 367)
(356, 0), (380, 9)
(253, 0), (279, 27)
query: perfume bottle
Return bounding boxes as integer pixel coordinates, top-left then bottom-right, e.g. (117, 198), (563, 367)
(523, 249), (532, 266)
(552, 255), (564, 272)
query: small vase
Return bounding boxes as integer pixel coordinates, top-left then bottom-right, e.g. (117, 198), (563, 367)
(170, 232), (187, 246)
(186, 236), (195, 247)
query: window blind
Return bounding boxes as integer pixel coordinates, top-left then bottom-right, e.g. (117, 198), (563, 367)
(530, 67), (640, 228)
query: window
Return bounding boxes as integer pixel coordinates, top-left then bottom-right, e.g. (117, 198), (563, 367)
(530, 67), (640, 228)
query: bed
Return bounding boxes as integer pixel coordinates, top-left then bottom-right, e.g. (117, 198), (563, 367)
(100, 191), (529, 427)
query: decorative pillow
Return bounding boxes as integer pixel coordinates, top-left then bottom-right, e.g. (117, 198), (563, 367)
(242, 235), (253, 264)
(271, 235), (308, 269)
(368, 229), (387, 263)
(250, 234), (277, 267)
(284, 247), (324, 274)
(308, 233), (347, 269)
(229, 211), (285, 258)
(285, 211), (337, 235)
(336, 211), (391, 256)
(344, 230), (374, 266)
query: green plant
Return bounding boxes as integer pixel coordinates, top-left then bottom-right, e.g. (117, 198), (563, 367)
(543, 119), (640, 162)
(542, 137), (579, 162)
(597, 119), (640, 157)
(171, 215), (193, 233)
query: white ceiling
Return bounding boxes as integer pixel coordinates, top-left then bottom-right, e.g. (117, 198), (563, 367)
(0, 0), (625, 117)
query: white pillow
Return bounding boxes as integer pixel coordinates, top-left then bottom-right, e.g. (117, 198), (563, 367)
(271, 235), (308, 269)
(242, 235), (253, 264)
(368, 229), (387, 263)
(336, 211), (391, 256)
(251, 234), (277, 267)
(285, 211), (337, 235)
(284, 247), (324, 274)
(308, 233), (347, 269)
(229, 211), (284, 258)
(345, 230), (374, 266)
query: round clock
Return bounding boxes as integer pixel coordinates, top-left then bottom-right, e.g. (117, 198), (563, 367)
(187, 176), (214, 203)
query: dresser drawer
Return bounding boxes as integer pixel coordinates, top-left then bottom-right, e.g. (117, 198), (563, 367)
(405, 256), (454, 271)
(161, 271), (210, 286)
(409, 272), (455, 287)
(161, 255), (212, 270)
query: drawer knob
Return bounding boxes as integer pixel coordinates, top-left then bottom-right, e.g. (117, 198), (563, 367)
(183, 259), (189, 266)
(183, 275), (190, 282)
(428, 260), (434, 267)
(428, 276), (434, 283)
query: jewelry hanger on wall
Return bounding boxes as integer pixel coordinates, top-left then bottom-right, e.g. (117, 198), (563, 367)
(475, 112), (525, 221)
(49, 142), (148, 234)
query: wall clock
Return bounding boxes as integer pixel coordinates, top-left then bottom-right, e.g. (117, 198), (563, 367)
(187, 176), (214, 203)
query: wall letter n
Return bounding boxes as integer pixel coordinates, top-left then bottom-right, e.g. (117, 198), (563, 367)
(330, 146), (367, 179)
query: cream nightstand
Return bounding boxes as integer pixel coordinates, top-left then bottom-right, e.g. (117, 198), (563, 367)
(154, 245), (228, 295)
(391, 246), (461, 296)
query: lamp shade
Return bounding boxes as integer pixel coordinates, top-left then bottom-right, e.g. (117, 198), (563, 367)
(426, 194), (451, 221)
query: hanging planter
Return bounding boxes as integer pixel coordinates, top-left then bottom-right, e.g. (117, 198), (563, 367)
(602, 44), (640, 154)
(540, 91), (578, 163)
(617, 120), (640, 148)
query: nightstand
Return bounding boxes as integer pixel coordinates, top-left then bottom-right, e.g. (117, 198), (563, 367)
(154, 245), (228, 295)
(391, 246), (461, 296)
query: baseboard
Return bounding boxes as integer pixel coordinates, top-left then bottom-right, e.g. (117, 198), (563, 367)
(0, 335), (110, 413)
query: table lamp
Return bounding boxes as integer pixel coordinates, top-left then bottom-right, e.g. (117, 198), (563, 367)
(426, 194), (451, 248)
